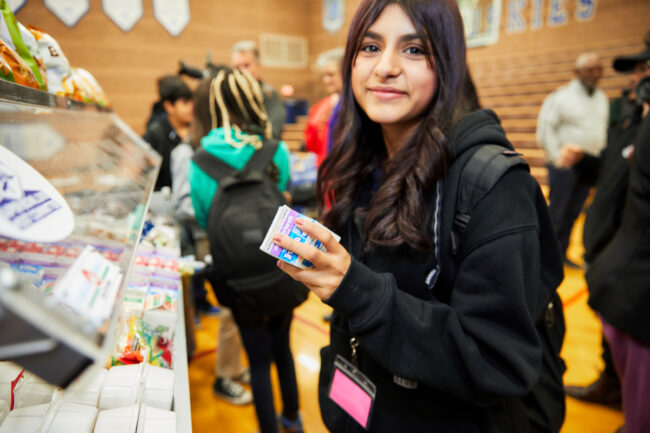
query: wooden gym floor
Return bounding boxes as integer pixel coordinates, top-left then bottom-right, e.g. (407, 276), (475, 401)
(188, 214), (625, 433)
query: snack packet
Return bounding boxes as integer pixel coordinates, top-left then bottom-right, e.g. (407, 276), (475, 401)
(26, 25), (70, 95)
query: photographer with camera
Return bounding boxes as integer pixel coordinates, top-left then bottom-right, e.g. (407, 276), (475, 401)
(560, 31), (650, 433)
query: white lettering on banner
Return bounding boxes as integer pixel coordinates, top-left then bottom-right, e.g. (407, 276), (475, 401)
(102, 0), (144, 33)
(549, 0), (568, 26)
(486, 3), (497, 32)
(503, 0), (596, 34)
(44, 0), (90, 28)
(531, 0), (543, 29)
(575, 0), (596, 22)
(460, 0), (502, 48)
(506, 0), (527, 34)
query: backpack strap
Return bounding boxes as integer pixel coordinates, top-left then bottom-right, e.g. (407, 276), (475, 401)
(428, 144), (529, 301)
(191, 148), (237, 183)
(191, 139), (280, 182)
(240, 139), (280, 176)
(449, 145), (529, 256)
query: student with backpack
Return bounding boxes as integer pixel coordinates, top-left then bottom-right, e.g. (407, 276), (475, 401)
(188, 67), (306, 433)
(272, 1), (566, 432)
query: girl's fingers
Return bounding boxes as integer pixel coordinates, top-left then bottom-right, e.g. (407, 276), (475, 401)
(294, 218), (342, 252)
(272, 233), (326, 267)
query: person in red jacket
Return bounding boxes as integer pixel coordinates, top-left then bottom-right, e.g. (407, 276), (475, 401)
(304, 48), (344, 166)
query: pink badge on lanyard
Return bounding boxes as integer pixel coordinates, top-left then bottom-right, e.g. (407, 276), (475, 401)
(328, 354), (376, 430)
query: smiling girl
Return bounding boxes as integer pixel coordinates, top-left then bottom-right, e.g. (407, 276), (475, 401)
(273, 1), (565, 432)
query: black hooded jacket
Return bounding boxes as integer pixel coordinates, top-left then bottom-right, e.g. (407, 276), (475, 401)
(588, 114), (650, 346)
(318, 109), (564, 433)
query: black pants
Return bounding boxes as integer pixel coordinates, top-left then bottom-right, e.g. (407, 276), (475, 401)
(547, 164), (591, 257)
(234, 311), (300, 433)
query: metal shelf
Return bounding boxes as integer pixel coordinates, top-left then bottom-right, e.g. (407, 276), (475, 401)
(0, 79), (111, 112)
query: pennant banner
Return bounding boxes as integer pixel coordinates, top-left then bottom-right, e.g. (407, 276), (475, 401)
(457, 0), (501, 48)
(322, 0), (344, 34)
(153, 0), (190, 37)
(44, 0), (89, 28)
(102, 0), (143, 32)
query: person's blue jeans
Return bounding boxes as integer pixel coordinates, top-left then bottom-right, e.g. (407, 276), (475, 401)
(234, 311), (300, 433)
(547, 163), (591, 257)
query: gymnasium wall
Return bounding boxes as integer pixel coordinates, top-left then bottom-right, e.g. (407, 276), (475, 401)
(16, 0), (311, 134)
(14, 0), (650, 138)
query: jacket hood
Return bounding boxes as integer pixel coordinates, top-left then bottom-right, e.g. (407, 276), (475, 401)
(446, 109), (513, 160)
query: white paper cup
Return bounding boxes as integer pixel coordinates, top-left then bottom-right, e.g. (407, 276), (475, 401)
(48, 401), (98, 433)
(65, 369), (108, 407)
(0, 403), (49, 433)
(137, 404), (176, 433)
(141, 364), (174, 411)
(93, 404), (140, 433)
(99, 364), (142, 410)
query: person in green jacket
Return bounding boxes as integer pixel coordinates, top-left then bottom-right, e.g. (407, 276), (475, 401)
(188, 66), (303, 433)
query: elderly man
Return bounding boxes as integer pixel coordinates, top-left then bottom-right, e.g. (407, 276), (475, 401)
(231, 40), (286, 139)
(536, 52), (609, 268)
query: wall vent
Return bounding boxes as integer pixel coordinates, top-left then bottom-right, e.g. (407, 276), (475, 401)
(259, 34), (308, 69)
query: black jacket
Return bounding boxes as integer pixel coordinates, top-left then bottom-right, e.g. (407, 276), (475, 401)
(588, 113), (650, 345)
(319, 110), (564, 432)
(143, 116), (181, 191)
(575, 107), (642, 263)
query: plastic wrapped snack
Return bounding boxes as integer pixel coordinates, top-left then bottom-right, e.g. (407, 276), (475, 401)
(17, 23), (47, 89)
(74, 67), (109, 107)
(61, 67), (95, 103)
(0, 39), (41, 89)
(0, 2), (45, 89)
(26, 25), (70, 96)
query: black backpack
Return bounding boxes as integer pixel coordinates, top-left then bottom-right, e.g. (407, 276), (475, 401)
(191, 139), (309, 321)
(434, 145), (566, 433)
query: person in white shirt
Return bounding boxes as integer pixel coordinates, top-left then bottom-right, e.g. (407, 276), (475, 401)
(536, 52), (609, 267)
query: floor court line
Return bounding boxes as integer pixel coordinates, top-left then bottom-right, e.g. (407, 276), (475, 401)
(562, 287), (589, 309)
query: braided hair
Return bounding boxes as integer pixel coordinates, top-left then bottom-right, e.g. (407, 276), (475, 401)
(193, 66), (272, 149)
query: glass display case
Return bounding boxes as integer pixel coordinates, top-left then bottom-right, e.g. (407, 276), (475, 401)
(0, 79), (191, 432)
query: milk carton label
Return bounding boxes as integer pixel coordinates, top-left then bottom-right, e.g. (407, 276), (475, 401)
(52, 245), (123, 327)
(260, 205), (340, 269)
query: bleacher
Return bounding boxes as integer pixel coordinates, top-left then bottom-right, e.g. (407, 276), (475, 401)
(280, 35), (645, 189)
(469, 35), (645, 187)
(281, 116), (308, 152)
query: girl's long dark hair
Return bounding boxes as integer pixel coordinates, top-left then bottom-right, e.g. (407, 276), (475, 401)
(317, 0), (471, 252)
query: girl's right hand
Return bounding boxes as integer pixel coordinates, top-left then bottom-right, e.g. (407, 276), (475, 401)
(273, 218), (351, 301)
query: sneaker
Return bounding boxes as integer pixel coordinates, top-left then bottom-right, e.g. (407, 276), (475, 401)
(213, 377), (252, 405)
(236, 367), (251, 385)
(279, 414), (304, 433)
